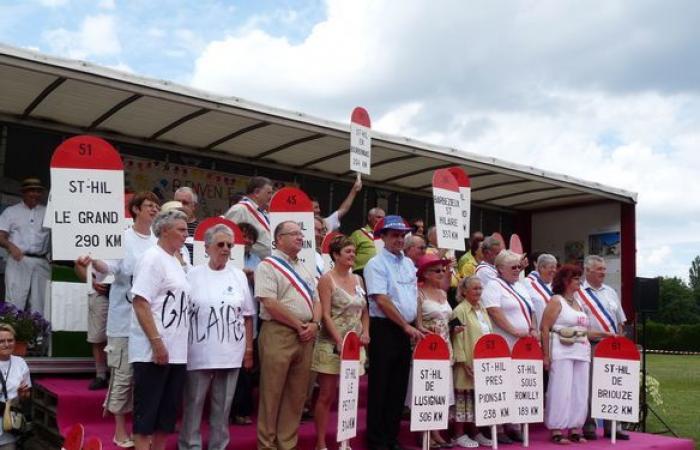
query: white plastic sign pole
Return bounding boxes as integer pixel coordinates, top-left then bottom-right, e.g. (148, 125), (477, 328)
(591, 336), (640, 444)
(269, 187), (316, 276)
(350, 107), (371, 175)
(192, 217), (245, 268)
(337, 331), (361, 446)
(49, 135), (125, 260)
(432, 169), (465, 251)
(448, 167), (471, 238)
(474, 334), (513, 450)
(511, 337), (544, 447)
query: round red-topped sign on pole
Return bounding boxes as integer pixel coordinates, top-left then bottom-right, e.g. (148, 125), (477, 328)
(432, 169), (464, 251)
(192, 217), (246, 268)
(269, 187), (314, 213)
(50, 135), (123, 170)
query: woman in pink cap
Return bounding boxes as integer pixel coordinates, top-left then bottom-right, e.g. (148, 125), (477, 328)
(416, 254), (454, 448)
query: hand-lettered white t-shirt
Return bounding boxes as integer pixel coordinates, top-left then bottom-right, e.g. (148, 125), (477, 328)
(129, 245), (190, 364)
(186, 264), (255, 370)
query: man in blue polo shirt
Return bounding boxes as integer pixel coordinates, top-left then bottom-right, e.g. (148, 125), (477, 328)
(364, 215), (424, 450)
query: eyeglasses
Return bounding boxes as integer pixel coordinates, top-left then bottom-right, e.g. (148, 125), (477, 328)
(216, 242), (233, 249)
(279, 231), (304, 237)
(508, 265), (520, 270)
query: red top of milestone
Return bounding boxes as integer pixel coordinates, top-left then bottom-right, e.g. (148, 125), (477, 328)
(511, 336), (543, 360)
(351, 107), (371, 128)
(50, 135), (123, 170)
(193, 217), (245, 245)
(414, 333), (451, 360)
(269, 187), (313, 213)
(448, 166), (471, 188)
(322, 231), (343, 254)
(341, 331), (361, 361)
(594, 336), (640, 361)
(509, 233), (524, 254)
(474, 333), (511, 359)
(432, 169), (460, 192)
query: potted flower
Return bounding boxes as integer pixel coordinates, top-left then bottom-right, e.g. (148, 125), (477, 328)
(0, 302), (51, 356)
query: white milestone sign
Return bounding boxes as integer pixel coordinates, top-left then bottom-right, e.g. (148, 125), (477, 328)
(473, 334), (512, 427)
(410, 335), (451, 432)
(432, 169), (465, 251)
(337, 332), (361, 443)
(591, 337), (641, 424)
(350, 107), (372, 175)
(269, 187), (317, 277)
(511, 338), (544, 424)
(50, 168), (125, 260)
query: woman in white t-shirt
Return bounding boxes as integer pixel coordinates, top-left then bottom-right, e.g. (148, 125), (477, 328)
(481, 250), (536, 444)
(0, 324), (31, 450)
(129, 209), (190, 450)
(178, 224), (254, 450)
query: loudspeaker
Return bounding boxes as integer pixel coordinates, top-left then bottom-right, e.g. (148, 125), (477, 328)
(635, 277), (660, 313)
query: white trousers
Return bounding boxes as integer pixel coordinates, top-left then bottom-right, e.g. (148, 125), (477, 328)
(4, 256), (50, 313)
(545, 358), (590, 431)
(178, 368), (240, 450)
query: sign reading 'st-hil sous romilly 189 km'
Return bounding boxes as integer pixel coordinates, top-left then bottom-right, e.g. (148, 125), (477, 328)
(591, 337), (640, 431)
(49, 135), (125, 260)
(410, 333), (451, 433)
(350, 107), (371, 175)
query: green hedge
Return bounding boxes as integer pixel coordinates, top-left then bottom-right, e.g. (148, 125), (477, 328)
(640, 321), (700, 352)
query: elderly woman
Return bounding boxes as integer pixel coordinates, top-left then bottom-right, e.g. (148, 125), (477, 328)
(129, 209), (190, 450)
(414, 253), (454, 447)
(0, 324), (31, 450)
(541, 264), (612, 444)
(525, 253), (557, 327)
(451, 277), (493, 448)
(75, 191), (160, 448)
(481, 249), (534, 443)
(312, 235), (369, 450)
(178, 224), (254, 450)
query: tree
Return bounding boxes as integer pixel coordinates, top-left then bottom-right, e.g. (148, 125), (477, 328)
(690, 255), (700, 292)
(654, 277), (699, 325)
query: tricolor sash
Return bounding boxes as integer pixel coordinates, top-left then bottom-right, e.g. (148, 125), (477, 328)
(495, 277), (533, 328)
(264, 255), (314, 314)
(577, 287), (616, 333)
(475, 262), (496, 275)
(240, 198), (270, 232)
(360, 227), (373, 242)
(527, 272), (553, 303)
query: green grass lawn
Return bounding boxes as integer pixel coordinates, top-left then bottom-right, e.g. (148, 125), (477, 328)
(644, 354), (700, 445)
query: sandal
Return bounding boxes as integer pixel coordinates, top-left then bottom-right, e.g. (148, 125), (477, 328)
(569, 433), (587, 443)
(551, 434), (571, 445)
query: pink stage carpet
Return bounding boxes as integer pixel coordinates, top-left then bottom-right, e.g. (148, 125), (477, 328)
(36, 377), (694, 450)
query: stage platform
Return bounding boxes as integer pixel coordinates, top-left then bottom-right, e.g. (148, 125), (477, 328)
(34, 376), (694, 450)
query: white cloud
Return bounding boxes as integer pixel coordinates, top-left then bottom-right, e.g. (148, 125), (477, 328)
(43, 14), (121, 59)
(98, 0), (115, 10)
(37, 0), (69, 7)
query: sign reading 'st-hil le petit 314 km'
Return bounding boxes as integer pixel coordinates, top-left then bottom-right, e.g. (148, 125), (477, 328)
(591, 336), (640, 424)
(50, 135), (125, 260)
(350, 107), (371, 175)
(337, 331), (361, 443)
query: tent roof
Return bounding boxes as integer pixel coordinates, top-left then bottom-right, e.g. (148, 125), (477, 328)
(0, 44), (636, 210)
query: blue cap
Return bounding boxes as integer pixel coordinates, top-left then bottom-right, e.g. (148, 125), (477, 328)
(374, 215), (412, 238)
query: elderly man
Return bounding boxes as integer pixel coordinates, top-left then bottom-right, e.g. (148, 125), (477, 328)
(311, 174), (362, 232)
(525, 253), (557, 326)
(255, 221), (322, 450)
(364, 215), (424, 450)
(173, 186), (199, 263)
(474, 235), (503, 287)
(225, 177), (274, 260)
(350, 207), (385, 277)
(578, 255), (629, 441)
(403, 234), (427, 267)
(0, 177), (50, 313)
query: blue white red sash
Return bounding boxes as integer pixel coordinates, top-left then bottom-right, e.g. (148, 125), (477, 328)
(475, 262), (497, 275)
(264, 255), (314, 314)
(240, 198), (270, 232)
(527, 272), (553, 303)
(495, 277), (533, 328)
(360, 227), (373, 242)
(577, 287), (615, 333)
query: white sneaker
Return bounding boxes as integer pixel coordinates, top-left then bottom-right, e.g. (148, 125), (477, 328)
(474, 433), (492, 447)
(455, 434), (479, 448)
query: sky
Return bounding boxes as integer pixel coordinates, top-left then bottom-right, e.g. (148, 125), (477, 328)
(2, 0), (699, 280)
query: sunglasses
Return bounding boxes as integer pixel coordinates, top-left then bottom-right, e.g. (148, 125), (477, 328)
(508, 265), (520, 270)
(216, 242), (233, 249)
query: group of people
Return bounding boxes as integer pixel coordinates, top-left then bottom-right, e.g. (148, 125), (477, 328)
(0, 175), (631, 450)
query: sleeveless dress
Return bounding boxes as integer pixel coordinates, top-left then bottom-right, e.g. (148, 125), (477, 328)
(419, 290), (454, 361)
(311, 273), (367, 375)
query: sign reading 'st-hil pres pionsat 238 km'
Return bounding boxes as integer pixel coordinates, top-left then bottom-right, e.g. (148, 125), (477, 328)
(473, 333), (512, 427)
(50, 135), (125, 260)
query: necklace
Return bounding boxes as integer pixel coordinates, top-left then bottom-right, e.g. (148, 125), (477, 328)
(563, 295), (575, 306)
